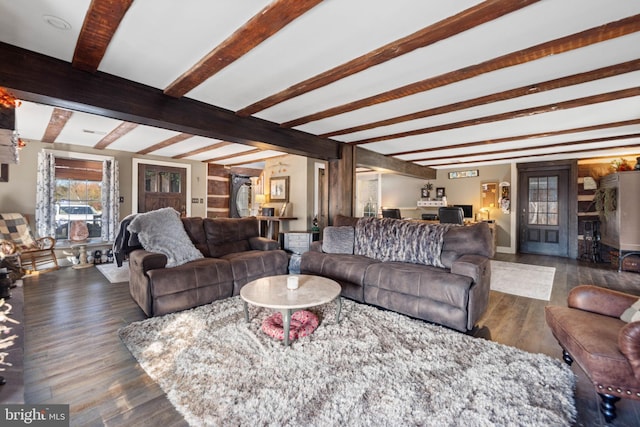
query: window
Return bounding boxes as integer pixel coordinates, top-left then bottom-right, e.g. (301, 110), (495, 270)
(36, 150), (119, 243)
(528, 176), (558, 226)
(54, 158), (103, 239)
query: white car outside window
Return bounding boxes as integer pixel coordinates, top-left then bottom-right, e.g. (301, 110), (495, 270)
(55, 205), (101, 224)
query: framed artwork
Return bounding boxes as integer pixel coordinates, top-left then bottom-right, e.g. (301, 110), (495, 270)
(0, 164), (8, 182)
(448, 169), (479, 179)
(436, 187), (445, 198)
(269, 176), (289, 202)
(420, 188), (429, 198)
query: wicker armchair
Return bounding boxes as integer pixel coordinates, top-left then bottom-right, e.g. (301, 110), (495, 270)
(0, 213), (59, 275)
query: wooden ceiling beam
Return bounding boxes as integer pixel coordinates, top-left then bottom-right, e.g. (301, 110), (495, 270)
(411, 133), (640, 164)
(349, 87), (640, 145)
(224, 155), (284, 168)
(0, 42), (341, 160)
(164, 0), (323, 98)
(427, 139), (640, 167)
(283, 14), (640, 128)
(42, 108), (73, 143)
(355, 147), (436, 180)
(237, 0), (540, 117)
(323, 59), (640, 138)
(136, 133), (193, 155)
(389, 118), (640, 157)
(173, 141), (233, 159)
(72, 0), (134, 72)
(202, 148), (262, 164)
(94, 121), (137, 149)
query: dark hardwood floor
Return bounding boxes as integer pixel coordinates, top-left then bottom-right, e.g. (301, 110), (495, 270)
(17, 253), (640, 426)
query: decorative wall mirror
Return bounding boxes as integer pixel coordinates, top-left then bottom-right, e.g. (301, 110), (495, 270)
(481, 182), (498, 209)
(230, 174), (251, 218)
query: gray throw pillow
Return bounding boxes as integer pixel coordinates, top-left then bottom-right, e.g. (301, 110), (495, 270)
(322, 226), (355, 254)
(127, 207), (203, 268)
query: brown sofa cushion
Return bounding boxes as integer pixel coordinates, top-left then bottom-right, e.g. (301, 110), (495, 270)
(301, 251), (380, 288)
(204, 217), (259, 257)
(363, 261), (473, 308)
(222, 249), (289, 294)
(182, 217), (209, 257)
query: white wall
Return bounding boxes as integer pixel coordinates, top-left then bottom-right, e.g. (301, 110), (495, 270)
(0, 140), (208, 220)
(357, 163), (515, 252)
(264, 154), (323, 233)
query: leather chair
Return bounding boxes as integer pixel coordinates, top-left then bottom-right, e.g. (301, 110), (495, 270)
(0, 213), (59, 275)
(545, 285), (640, 422)
(438, 206), (464, 225)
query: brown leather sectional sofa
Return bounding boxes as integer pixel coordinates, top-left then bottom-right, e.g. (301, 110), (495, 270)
(301, 215), (494, 332)
(128, 216), (288, 317)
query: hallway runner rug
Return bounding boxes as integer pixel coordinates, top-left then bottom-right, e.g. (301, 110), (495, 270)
(119, 296), (575, 426)
(95, 261), (129, 283)
(490, 260), (555, 301)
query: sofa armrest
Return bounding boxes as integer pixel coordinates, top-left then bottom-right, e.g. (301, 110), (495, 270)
(619, 321), (640, 380)
(129, 249), (168, 273)
(451, 254), (488, 283)
(249, 236), (279, 251)
(568, 285), (638, 318)
(452, 254), (491, 331)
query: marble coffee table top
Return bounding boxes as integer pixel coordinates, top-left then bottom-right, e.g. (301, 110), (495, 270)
(240, 274), (340, 310)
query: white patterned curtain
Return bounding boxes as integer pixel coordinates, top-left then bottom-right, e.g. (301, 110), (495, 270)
(35, 150), (56, 238)
(101, 159), (119, 241)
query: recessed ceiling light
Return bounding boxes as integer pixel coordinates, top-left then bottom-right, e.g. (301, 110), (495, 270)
(42, 15), (71, 31)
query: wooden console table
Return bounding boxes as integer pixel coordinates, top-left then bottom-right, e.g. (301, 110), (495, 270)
(58, 239), (113, 269)
(255, 216), (298, 241)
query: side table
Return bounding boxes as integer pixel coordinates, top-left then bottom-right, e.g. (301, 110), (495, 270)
(71, 242), (94, 269)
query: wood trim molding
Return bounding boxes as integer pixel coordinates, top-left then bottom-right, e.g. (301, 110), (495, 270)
(42, 108), (73, 143)
(349, 87), (640, 145)
(283, 14), (640, 128)
(322, 59), (640, 138)
(136, 133), (193, 155)
(72, 0), (134, 72)
(389, 119), (640, 157)
(0, 42), (341, 161)
(94, 121), (138, 149)
(164, 0), (323, 98)
(238, 0), (539, 117)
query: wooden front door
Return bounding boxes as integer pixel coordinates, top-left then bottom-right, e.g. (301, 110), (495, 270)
(138, 164), (187, 215)
(518, 168), (569, 257)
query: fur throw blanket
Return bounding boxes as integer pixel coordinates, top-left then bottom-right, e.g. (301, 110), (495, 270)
(354, 217), (457, 268)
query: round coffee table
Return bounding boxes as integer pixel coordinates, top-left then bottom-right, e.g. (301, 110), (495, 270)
(240, 274), (342, 346)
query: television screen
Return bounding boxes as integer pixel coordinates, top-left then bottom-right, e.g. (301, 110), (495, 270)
(454, 204), (473, 219)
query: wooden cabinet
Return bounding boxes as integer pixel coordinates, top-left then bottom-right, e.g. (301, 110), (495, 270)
(280, 231), (319, 254)
(600, 172), (640, 270)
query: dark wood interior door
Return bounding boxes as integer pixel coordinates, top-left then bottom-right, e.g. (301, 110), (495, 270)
(138, 164), (187, 215)
(518, 168), (569, 257)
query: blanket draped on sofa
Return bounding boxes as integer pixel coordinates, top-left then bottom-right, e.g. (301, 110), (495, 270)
(354, 217), (456, 268)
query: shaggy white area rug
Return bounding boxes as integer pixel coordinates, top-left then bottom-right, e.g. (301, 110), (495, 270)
(96, 261), (129, 283)
(119, 297), (575, 427)
(490, 260), (555, 301)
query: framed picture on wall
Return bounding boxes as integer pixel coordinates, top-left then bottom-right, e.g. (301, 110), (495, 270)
(269, 176), (289, 202)
(0, 164), (7, 182)
(436, 187), (445, 198)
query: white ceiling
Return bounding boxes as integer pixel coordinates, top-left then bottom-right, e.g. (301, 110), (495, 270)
(1, 0), (639, 169)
